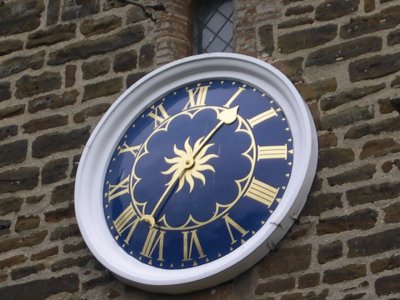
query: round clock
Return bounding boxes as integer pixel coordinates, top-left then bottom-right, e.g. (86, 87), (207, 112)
(75, 53), (318, 294)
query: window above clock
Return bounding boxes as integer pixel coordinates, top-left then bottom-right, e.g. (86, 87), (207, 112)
(194, 0), (234, 54)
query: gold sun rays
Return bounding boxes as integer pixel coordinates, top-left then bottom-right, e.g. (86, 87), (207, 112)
(162, 137), (218, 193)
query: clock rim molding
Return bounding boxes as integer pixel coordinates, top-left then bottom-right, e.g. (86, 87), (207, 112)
(75, 53), (318, 294)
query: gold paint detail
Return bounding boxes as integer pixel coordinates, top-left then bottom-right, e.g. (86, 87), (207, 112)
(223, 215), (249, 244)
(184, 86), (209, 109)
(224, 87), (246, 108)
(118, 143), (141, 157)
(113, 203), (139, 243)
(140, 227), (165, 261)
(147, 103), (170, 128)
(258, 144), (288, 160)
(108, 176), (130, 202)
(182, 230), (206, 261)
(247, 108), (278, 127)
(245, 178), (279, 207)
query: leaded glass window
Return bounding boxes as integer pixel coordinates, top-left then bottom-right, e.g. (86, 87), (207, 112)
(194, 0), (234, 54)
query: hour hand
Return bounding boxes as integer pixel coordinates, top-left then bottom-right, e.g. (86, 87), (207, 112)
(218, 106), (239, 124)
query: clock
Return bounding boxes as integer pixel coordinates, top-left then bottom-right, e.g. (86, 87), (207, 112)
(75, 53), (318, 294)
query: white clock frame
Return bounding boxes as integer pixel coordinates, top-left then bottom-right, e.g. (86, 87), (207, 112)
(75, 53), (318, 294)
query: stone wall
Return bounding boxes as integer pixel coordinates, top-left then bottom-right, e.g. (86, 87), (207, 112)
(0, 0), (399, 299)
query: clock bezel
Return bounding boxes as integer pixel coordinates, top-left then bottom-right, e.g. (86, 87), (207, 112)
(75, 53), (318, 294)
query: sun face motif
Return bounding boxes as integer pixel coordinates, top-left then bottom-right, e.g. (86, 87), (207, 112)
(162, 137), (218, 193)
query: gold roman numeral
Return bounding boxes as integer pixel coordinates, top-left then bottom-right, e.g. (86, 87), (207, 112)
(108, 176), (130, 202)
(185, 86), (209, 109)
(182, 230), (206, 261)
(141, 227), (165, 261)
(147, 103), (169, 128)
(258, 144), (287, 160)
(247, 108), (278, 127)
(224, 87), (246, 108)
(117, 143), (141, 157)
(113, 203), (139, 243)
(223, 215), (249, 244)
(245, 178), (279, 207)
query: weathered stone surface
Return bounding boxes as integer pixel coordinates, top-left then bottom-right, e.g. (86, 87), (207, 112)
(32, 127), (89, 158)
(379, 97), (400, 114)
(48, 25), (145, 65)
(0, 82), (11, 102)
(126, 5), (146, 23)
(318, 148), (355, 170)
(286, 5), (313, 16)
(0, 167), (39, 194)
(0, 125), (17, 142)
(347, 181), (400, 206)
(364, 0), (375, 12)
(296, 78), (337, 102)
(61, 0), (99, 21)
(0, 254), (26, 269)
(323, 264), (366, 284)
(0, 0), (44, 36)
(50, 223), (80, 240)
(327, 164), (376, 186)
(371, 254), (400, 274)
(0, 105), (25, 120)
(80, 15), (121, 37)
(42, 158), (69, 184)
(318, 240), (343, 264)
(51, 255), (92, 271)
(375, 274), (400, 296)
(0, 51), (44, 79)
(272, 57), (303, 82)
(278, 25), (337, 54)
(82, 57), (110, 79)
(139, 43), (155, 68)
(31, 246), (58, 261)
(28, 90), (78, 113)
(341, 5), (400, 39)
(306, 37), (382, 67)
(278, 17), (314, 29)
(74, 103), (111, 123)
(259, 245), (312, 277)
(47, 0), (60, 26)
(302, 193), (342, 216)
(0, 196), (23, 216)
(318, 132), (338, 148)
(51, 182), (74, 204)
(114, 50), (137, 73)
(0, 219), (11, 235)
(384, 202), (400, 223)
(83, 77), (122, 101)
(70, 154), (81, 178)
(348, 227), (400, 257)
(16, 72), (62, 99)
(26, 195), (44, 204)
(82, 273), (113, 291)
(349, 51), (400, 82)
(360, 138), (400, 159)
(280, 289), (329, 300)
(320, 105), (374, 130)
(127, 71), (146, 87)
(0, 231), (46, 253)
(63, 241), (86, 253)
(317, 209), (377, 235)
(388, 28), (400, 46)
(255, 277), (295, 294)
(11, 263), (45, 280)
(345, 117), (400, 139)
(45, 203), (75, 223)
(316, 0), (359, 21)
(258, 24), (274, 54)
(27, 24), (76, 48)
(65, 64), (76, 88)
(0, 39), (23, 56)
(0, 140), (27, 168)
(392, 76), (400, 88)
(298, 273), (320, 289)
(22, 114), (67, 133)
(0, 273), (79, 300)
(320, 83), (385, 111)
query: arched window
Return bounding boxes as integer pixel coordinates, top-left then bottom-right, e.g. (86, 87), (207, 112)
(194, 0), (234, 54)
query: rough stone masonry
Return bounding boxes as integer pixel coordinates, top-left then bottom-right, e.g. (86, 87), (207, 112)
(0, 0), (399, 299)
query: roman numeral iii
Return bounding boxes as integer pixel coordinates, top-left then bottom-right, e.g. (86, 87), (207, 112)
(258, 144), (288, 160)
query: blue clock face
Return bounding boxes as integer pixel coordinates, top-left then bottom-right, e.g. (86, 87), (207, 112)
(103, 79), (293, 269)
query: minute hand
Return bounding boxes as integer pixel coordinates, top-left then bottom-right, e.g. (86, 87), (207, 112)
(193, 106), (239, 159)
